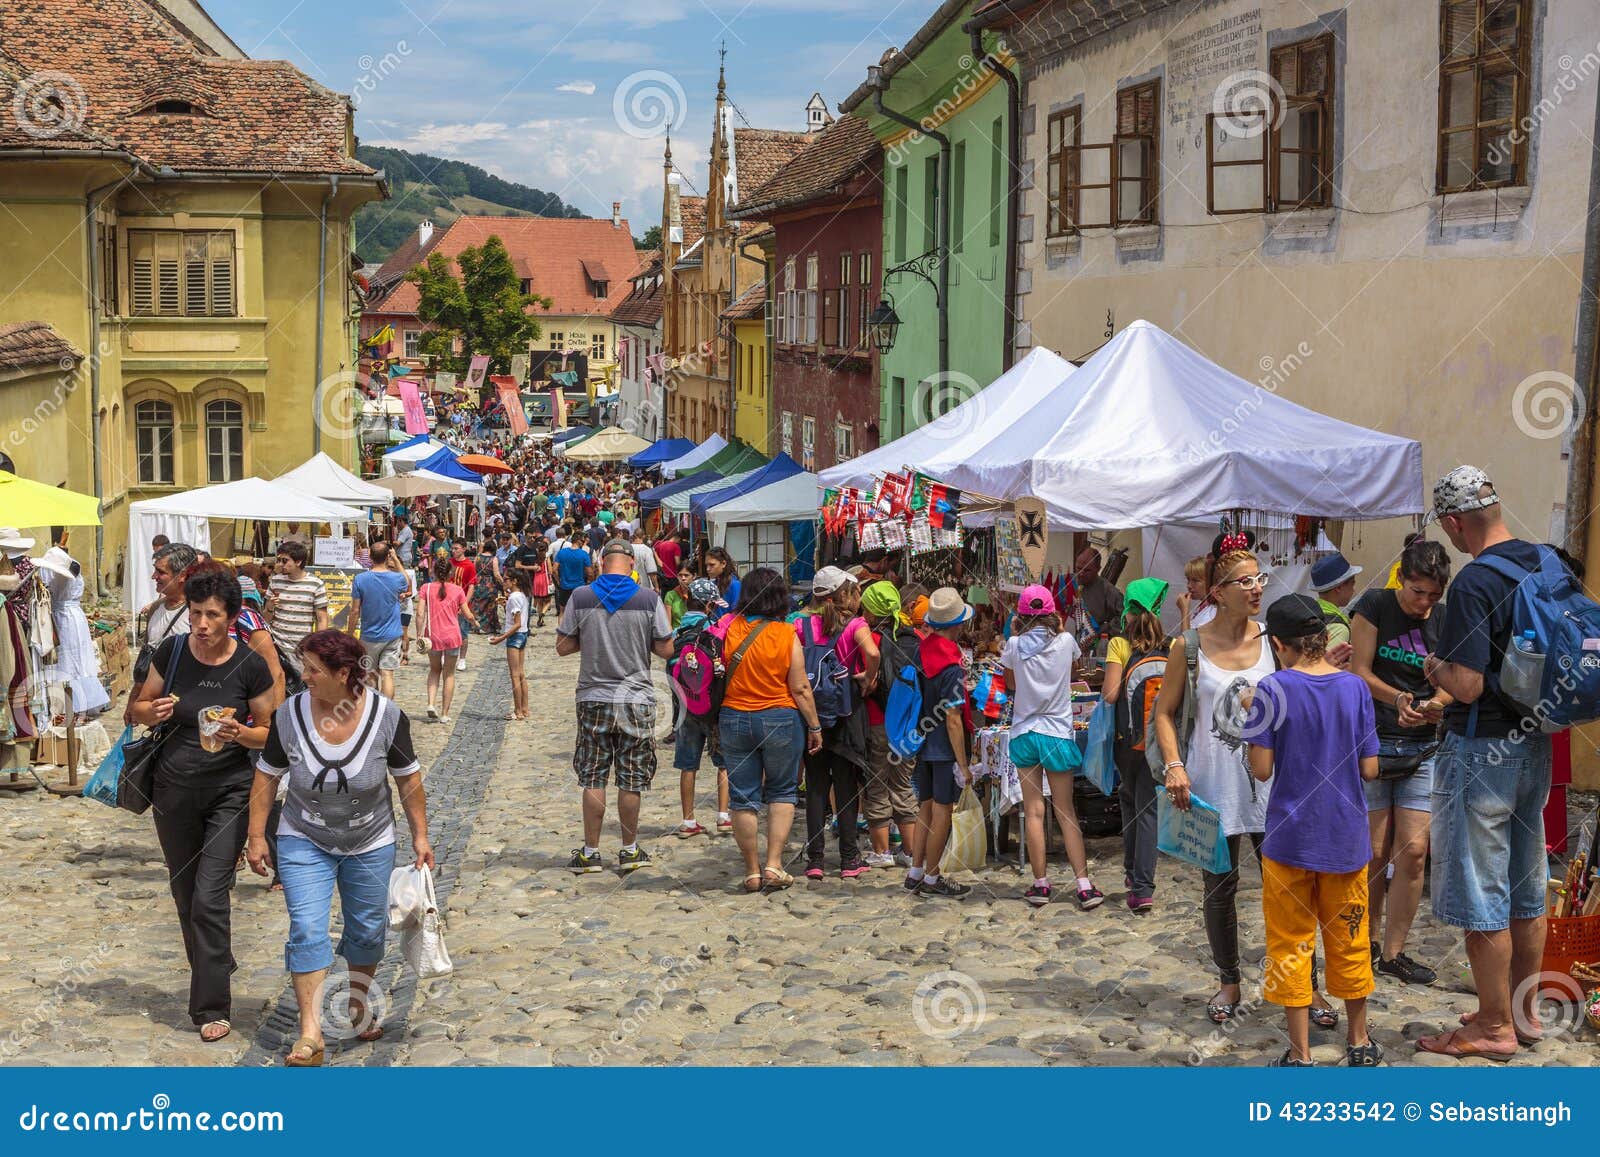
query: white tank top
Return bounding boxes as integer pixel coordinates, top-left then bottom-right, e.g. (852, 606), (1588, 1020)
(1186, 629), (1275, 837)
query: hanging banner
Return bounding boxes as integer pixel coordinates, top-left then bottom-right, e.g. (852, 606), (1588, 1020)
(433, 371), (457, 396)
(553, 388), (567, 429)
(994, 515), (1029, 593)
(509, 353), (529, 386)
(464, 354), (490, 392)
(497, 380), (529, 437)
(397, 379), (428, 435)
(1014, 497), (1048, 581)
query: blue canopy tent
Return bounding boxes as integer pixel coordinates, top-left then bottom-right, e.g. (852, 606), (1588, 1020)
(383, 432), (432, 455)
(551, 425), (594, 444)
(689, 453), (805, 518)
(628, 438), (696, 469)
(636, 469), (720, 511)
(415, 446), (481, 485)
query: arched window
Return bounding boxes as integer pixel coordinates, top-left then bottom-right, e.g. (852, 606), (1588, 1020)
(135, 399), (174, 484)
(205, 398), (243, 482)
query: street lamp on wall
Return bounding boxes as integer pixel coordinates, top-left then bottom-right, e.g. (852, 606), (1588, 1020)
(867, 297), (902, 355)
(871, 246), (947, 357)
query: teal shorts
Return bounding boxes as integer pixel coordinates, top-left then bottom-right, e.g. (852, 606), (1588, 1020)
(1008, 730), (1083, 773)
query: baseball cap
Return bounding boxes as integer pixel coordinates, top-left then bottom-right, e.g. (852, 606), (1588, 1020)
(1427, 465), (1500, 522)
(1261, 593), (1328, 640)
(601, 540), (635, 559)
(687, 577), (722, 605)
(811, 566), (855, 596)
(1016, 583), (1056, 616)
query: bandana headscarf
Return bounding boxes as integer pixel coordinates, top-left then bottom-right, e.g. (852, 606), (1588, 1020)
(904, 594), (929, 628)
(860, 581), (900, 622)
(1122, 576), (1169, 628)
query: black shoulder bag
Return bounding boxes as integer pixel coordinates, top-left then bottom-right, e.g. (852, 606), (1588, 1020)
(118, 640), (186, 815)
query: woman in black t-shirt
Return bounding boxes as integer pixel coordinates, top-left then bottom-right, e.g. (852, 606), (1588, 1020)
(131, 567), (277, 1044)
(1349, 539), (1452, 986)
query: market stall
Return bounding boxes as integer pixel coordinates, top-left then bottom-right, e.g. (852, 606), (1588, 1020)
(277, 451), (392, 507)
(628, 438), (696, 470)
(659, 433), (728, 479)
(381, 434), (450, 476)
(700, 461), (821, 585)
(561, 427), (654, 462)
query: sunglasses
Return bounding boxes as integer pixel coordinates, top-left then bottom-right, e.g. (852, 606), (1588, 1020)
(1220, 573), (1271, 592)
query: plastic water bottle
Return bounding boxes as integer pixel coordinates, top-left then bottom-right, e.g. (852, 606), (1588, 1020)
(1502, 629), (1544, 708)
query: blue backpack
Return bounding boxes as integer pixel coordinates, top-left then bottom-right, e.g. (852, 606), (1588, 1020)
(1470, 546), (1600, 732)
(878, 629), (926, 760)
(798, 616), (854, 731)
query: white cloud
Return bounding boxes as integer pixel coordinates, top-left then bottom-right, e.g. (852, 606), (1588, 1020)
(556, 81), (597, 95)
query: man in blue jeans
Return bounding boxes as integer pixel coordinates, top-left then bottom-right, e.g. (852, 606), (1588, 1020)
(1419, 465), (1553, 1060)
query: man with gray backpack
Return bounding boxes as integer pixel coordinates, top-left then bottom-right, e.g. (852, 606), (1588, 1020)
(1417, 466), (1600, 1060)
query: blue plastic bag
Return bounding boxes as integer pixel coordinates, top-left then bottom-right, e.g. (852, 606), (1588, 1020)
(83, 726), (130, 808)
(1156, 791), (1232, 875)
(1078, 699), (1117, 797)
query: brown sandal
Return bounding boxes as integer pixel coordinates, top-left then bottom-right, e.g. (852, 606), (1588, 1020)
(285, 1037), (324, 1067)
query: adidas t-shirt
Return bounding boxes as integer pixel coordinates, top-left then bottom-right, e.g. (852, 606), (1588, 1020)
(1350, 587), (1441, 740)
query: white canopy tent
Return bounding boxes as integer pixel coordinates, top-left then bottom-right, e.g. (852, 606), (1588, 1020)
(705, 470), (821, 532)
(277, 452), (391, 507)
(126, 478), (368, 611)
(945, 320), (1423, 529)
(818, 347), (1081, 494)
(659, 434), (728, 480)
(660, 469), (757, 515)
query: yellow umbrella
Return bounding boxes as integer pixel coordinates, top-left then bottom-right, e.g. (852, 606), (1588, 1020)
(0, 471), (101, 526)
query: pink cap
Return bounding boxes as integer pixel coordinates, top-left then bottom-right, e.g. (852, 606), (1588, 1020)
(1017, 584), (1056, 616)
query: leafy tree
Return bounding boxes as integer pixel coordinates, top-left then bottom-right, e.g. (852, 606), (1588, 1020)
(406, 235), (551, 375)
(638, 224), (662, 250)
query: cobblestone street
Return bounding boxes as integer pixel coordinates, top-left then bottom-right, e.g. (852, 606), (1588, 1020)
(2, 621), (1594, 1068)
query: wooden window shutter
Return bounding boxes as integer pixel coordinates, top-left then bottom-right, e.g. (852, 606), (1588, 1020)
(155, 232), (181, 315)
(183, 233), (208, 315)
(823, 289), (839, 348)
(209, 233), (234, 315)
(1270, 46), (1298, 95)
(1442, 1), (1479, 63)
(130, 231), (155, 315)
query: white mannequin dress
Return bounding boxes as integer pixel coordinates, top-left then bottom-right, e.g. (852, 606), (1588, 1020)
(40, 561), (110, 716)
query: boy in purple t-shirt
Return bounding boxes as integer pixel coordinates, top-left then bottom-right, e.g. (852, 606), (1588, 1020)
(1245, 594), (1382, 1068)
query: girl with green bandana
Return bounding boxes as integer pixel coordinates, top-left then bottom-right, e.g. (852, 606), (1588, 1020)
(1100, 577), (1170, 914)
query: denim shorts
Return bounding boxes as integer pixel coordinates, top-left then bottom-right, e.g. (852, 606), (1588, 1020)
(1008, 729), (1083, 774)
(674, 712), (725, 773)
(1429, 730), (1552, 932)
(1364, 738), (1436, 813)
(914, 758), (961, 806)
(719, 706), (802, 812)
(276, 835), (395, 974)
(505, 631), (528, 650)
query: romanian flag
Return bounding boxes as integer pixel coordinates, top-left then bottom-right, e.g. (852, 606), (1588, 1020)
(365, 324), (395, 357)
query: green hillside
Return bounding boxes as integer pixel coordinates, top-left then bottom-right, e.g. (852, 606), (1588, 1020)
(353, 145), (589, 263)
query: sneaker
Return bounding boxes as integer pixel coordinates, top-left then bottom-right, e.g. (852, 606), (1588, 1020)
(893, 849), (914, 868)
(1076, 884), (1105, 911)
(456, 658), (467, 671)
(567, 848), (604, 874)
(438, 715), (451, 724)
(1024, 883), (1052, 907)
(840, 859), (868, 879)
(617, 846), (651, 873)
(676, 821), (706, 839)
(916, 876), (972, 899)
(1269, 1048), (1315, 1067)
(805, 865), (825, 880)
(1345, 1038), (1384, 1067)
(902, 874), (922, 891)
(1127, 894), (1154, 915)
(863, 851), (896, 869)
(1376, 952), (1437, 986)
(426, 704), (438, 720)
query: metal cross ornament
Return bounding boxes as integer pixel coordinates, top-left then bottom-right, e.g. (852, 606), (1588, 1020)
(1018, 508), (1046, 549)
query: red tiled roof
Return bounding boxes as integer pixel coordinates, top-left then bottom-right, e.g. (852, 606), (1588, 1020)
(734, 127), (813, 202)
(0, 0), (374, 176)
(0, 320), (82, 372)
(371, 215), (641, 319)
(371, 224), (446, 294)
(675, 196), (706, 248)
(609, 257), (664, 329)
(580, 256), (612, 283)
(720, 279), (765, 322)
(730, 114), (878, 218)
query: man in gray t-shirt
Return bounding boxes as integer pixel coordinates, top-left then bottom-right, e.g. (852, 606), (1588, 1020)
(556, 540), (673, 875)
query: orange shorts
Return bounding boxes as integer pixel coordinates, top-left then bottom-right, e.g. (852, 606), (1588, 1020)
(1261, 855), (1373, 1007)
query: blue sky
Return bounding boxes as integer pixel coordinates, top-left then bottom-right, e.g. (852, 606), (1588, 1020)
(205, 0), (929, 231)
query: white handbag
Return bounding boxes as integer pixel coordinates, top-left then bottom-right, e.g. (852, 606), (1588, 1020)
(396, 866), (453, 979)
(386, 864), (429, 931)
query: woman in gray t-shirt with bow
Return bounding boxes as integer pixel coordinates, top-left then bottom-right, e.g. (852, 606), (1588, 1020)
(247, 630), (432, 1067)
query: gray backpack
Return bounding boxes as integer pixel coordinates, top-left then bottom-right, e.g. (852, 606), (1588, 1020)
(1145, 628), (1200, 780)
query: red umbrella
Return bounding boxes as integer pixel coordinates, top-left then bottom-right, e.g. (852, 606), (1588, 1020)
(457, 453), (513, 475)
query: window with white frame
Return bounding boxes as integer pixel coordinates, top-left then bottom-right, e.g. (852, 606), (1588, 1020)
(591, 333), (606, 361)
(548, 331), (565, 350)
(801, 414), (816, 468)
(135, 399), (174, 484)
(205, 398), (243, 483)
(834, 420), (854, 463)
(804, 254), (818, 345)
(403, 329), (421, 358)
(780, 410), (794, 455)
(781, 257), (796, 344)
(724, 521), (787, 573)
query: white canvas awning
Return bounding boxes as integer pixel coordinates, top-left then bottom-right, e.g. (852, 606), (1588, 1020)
(704, 470), (821, 527)
(659, 434), (728, 479)
(277, 451), (391, 506)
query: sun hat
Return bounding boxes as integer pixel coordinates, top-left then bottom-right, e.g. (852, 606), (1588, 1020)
(0, 527), (36, 553)
(1309, 552), (1363, 592)
(811, 566), (855, 597)
(860, 581), (901, 621)
(1016, 584), (1057, 616)
(1261, 593), (1329, 640)
(925, 586), (974, 629)
(35, 546), (75, 578)
(1427, 465), (1500, 523)
(687, 577), (722, 605)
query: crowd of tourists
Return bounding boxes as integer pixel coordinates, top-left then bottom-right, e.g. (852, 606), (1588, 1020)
(119, 426), (1568, 1068)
